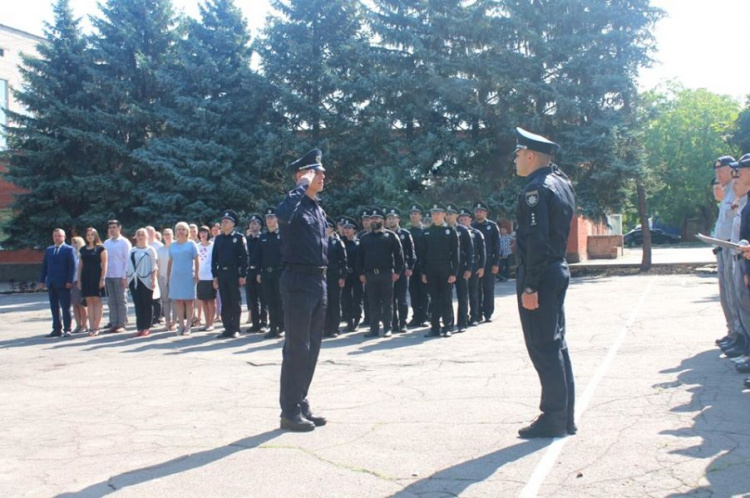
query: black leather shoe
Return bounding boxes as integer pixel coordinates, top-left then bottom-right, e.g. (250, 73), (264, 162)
(363, 331), (379, 338)
(744, 377), (750, 389)
(724, 347), (747, 358)
(302, 412), (327, 427)
(441, 330), (452, 338)
(518, 417), (568, 439)
(44, 331), (62, 338)
(346, 321), (356, 332)
(716, 335), (732, 345)
(324, 331), (339, 338)
(406, 320), (420, 328)
(424, 329), (440, 338)
(264, 330), (281, 339)
(280, 415), (315, 432)
(484, 316), (493, 323)
(735, 360), (750, 373)
(249, 324), (262, 333)
(382, 330), (392, 338)
(469, 321), (479, 327)
(456, 325), (466, 333)
(567, 423), (578, 435)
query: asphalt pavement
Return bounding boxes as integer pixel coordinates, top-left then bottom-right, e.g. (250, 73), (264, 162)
(1, 254), (749, 497)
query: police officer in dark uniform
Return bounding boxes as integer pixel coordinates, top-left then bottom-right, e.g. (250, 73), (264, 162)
(513, 127), (576, 439)
(385, 207), (415, 333)
(341, 217), (363, 332)
(211, 210), (249, 339)
(357, 208), (404, 338)
(407, 203), (430, 327)
(472, 201), (500, 322)
(277, 148), (328, 432)
(420, 203), (459, 337)
(446, 203), (474, 332)
(358, 209), (372, 328)
(324, 217), (347, 338)
(258, 207), (284, 339)
(458, 208), (486, 326)
(245, 213), (268, 332)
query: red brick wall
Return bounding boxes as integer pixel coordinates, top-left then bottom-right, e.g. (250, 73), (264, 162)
(566, 216), (589, 263)
(0, 248), (43, 263)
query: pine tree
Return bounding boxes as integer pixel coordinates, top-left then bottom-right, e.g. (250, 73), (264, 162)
(133, 0), (271, 226)
(2, 0), (94, 247)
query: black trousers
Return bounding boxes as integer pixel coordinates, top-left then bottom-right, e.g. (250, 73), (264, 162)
(279, 270), (326, 418)
(516, 262), (575, 429)
(342, 273), (363, 326)
(426, 267), (454, 330)
(325, 272), (342, 334)
(261, 269), (283, 333)
(48, 286), (72, 333)
(409, 267), (430, 323)
(129, 281), (154, 331)
(218, 267), (242, 334)
(455, 275), (469, 328)
(366, 270), (394, 333)
(391, 271), (409, 330)
(245, 274), (267, 327)
(468, 271), (480, 323)
(478, 262), (496, 320)
(152, 298), (162, 324)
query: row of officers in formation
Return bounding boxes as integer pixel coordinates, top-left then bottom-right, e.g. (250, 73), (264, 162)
(210, 202), (506, 341)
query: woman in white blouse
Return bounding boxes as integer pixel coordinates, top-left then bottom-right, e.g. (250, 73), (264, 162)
(126, 228), (159, 337)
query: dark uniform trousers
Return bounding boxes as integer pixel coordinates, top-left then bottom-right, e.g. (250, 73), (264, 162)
(366, 270), (394, 333)
(280, 269), (327, 418)
(262, 267), (283, 333)
(245, 276), (267, 327)
(478, 262), (496, 320)
(218, 267), (242, 334)
(391, 271), (409, 330)
(455, 276), (469, 328)
(342, 273), (363, 327)
(426, 267), (454, 330)
(468, 273), (480, 323)
(516, 262), (575, 429)
(409, 268), (430, 323)
(325, 270), (342, 334)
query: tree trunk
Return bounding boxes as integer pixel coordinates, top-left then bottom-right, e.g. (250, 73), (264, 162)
(637, 179), (651, 272)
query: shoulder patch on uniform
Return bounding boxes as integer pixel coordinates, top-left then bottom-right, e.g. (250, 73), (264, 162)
(525, 190), (539, 207)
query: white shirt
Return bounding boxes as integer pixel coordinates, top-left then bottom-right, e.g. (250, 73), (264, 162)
(197, 242), (214, 281)
(103, 236), (133, 278)
(715, 184), (736, 240)
(157, 243), (171, 279)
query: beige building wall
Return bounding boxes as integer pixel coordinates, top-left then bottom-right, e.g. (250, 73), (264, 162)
(0, 24), (44, 149)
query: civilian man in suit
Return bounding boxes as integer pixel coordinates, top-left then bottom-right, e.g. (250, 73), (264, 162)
(39, 228), (76, 338)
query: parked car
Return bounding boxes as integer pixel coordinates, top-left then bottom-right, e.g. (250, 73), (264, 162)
(623, 227), (681, 247)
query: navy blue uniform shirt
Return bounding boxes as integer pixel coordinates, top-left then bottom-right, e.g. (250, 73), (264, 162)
(327, 234), (348, 279)
(515, 165), (575, 292)
(211, 230), (249, 278)
(258, 230), (283, 270)
(356, 229), (405, 275)
(471, 219), (500, 267)
(277, 184), (328, 267)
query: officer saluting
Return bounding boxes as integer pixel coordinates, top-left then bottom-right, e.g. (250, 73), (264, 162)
(275, 148), (329, 432)
(357, 207), (404, 338)
(212, 210), (249, 339)
(420, 203), (459, 337)
(258, 207), (284, 339)
(513, 127), (576, 439)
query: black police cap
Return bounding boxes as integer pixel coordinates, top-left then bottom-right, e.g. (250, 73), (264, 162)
(221, 209), (239, 225)
(515, 127), (560, 155)
(385, 207), (401, 217)
(458, 207), (473, 218)
(370, 207), (385, 218)
(343, 217), (358, 229)
(264, 207), (276, 217)
(360, 208), (371, 219)
(408, 203), (424, 214)
(716, 155), (737, 169)
(336, 216), (347, 226)
(473, 201), (489, 212)
(287, 148), (325, 174)
(248, 213), (263, 225)
(429, 202), (446, 213)
(445, 203), (459, 214)
(731, 153), (750, 169)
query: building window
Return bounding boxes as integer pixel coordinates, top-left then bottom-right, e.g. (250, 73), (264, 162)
(0, 79), (7, 150)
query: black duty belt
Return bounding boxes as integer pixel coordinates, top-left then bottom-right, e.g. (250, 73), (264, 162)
(219, 266), (237, 271)
(367, 268), (392, 275)
(265, 266), (283, 273)
(286, 264), (327, 276)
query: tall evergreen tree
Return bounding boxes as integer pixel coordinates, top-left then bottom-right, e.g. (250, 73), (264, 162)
(256, 0), (374, 217)
(133, 0), (270, 225)
(82, 0), (178, 229)
(2, 0), (93, 247)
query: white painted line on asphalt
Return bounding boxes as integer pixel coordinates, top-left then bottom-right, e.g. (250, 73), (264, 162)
(519, 277), (656, 498)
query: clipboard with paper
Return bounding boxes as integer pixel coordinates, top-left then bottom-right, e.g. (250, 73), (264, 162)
(695, 233), (749, 252)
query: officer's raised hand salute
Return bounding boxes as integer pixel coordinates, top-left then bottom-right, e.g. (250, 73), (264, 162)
(513, 127), (576, 440)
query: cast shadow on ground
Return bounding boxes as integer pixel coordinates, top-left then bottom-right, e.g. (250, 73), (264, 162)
(658, 350), (750, 497)
(391, 439), (549, 497)
(55, 429), (282, 498)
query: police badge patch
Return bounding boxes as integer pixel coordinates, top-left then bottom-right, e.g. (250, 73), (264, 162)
(525, 190), (539, 207)
(445, 229), (450, 235)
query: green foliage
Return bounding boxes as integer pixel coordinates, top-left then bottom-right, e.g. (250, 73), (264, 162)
(731, 97), (750, 153)
(639, 85), (740, 228)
